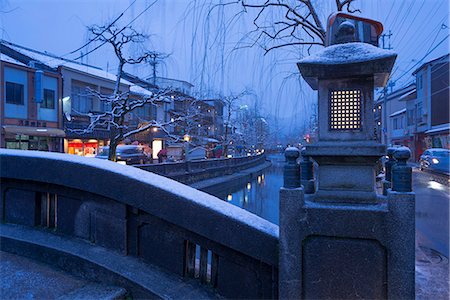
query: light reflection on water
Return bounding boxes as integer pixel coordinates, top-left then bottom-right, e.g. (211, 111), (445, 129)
(218, 154), (284, 225)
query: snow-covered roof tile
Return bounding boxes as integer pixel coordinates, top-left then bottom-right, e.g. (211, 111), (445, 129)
(5, 43), (133, 85)
(300, 42), (396, 65)
(0, 53), (27, 67)
(130, 84), (153, 97)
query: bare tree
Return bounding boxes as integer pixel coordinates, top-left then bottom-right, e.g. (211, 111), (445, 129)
(233, 0), (359, 54)
(222, 90), (252, 156)
(71, 24), (182, 162)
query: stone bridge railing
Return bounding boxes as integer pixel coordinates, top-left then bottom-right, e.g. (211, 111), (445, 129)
(0, 149), (278, 299)
(137, 154), (268, 185)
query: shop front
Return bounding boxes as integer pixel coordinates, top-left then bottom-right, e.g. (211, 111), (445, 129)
(66, 138), (106, 157)
(425, 124), (450, 150)
(2, 125), (65, 152)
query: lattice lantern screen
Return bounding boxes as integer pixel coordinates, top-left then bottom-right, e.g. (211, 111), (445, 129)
(329, 90), (362, 130)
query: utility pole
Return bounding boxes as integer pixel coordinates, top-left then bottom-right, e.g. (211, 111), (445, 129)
(149, 53), (158, 86)
(380, 30), (393, 50)
(381, 30), (393, 144)
(148, 51), (169, 86)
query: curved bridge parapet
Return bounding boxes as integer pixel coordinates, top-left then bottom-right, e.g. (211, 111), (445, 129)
(137, 154), (269, 185)
(0, 149), (278, 299)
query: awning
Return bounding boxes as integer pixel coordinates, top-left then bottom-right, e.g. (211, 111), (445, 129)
(389, 108), (406, 118)
(398, 89), (416, 101)
(2, 125), (66, 137)
(202, 137), (220, 143)
(425, 123), (450, 135)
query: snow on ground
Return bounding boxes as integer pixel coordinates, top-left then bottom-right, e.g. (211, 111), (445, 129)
(0, 149), (278, 237)
(300, 42), (396, 64)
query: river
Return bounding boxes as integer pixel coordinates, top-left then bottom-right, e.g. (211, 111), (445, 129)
(210, 154), (284, 225)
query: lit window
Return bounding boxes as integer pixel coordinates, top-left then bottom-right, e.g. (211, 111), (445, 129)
(329, 90), (362, 130)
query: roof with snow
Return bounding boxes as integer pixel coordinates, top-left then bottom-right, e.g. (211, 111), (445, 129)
(1, 40), (133, 85)
(130, 84), (153, 97)
(0, 53), (27, 67)
(413, 53), (449, 75)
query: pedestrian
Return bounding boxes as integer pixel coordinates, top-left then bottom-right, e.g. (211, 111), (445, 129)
(158, 148), (168, 163)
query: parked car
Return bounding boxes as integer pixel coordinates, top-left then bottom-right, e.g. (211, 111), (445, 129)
(419, 148), (450, 175)
(186, 146), (206, 161)
(96, 145), (150, 165)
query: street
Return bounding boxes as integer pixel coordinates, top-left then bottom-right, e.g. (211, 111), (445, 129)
(414, 168), (449, 258)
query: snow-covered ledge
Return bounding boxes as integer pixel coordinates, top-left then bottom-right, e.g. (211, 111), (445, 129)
(0, 149), (278, 298)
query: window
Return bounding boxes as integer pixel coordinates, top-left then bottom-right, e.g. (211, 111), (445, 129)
(135, 104), (155, 120)
(393, 116), (404, 130)
(407, 109), (415, 126)
(416, 102), (423, 123)
(5, 82), (24, 105)
(329, 90), (362, 130)
(71, 85), (93, 113)
(42, 89), (55, 109)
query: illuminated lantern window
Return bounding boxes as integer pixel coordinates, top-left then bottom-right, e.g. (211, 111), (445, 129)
(329, 90), (362, 130)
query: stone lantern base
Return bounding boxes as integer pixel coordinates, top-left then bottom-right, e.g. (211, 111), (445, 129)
(304, 141), (385, 203)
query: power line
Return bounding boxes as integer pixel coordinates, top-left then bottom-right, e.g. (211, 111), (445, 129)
(69, 0), (137, 55)
(34, 0), (138, 67)
(394, 0), (426, 47)
(73, 0), (158, 61)
(393, 34), (449, 84)
(390, 0), (416, 44)
(390, 19), (447, 80)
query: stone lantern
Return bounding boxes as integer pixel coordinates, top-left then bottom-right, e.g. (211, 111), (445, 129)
(298, 41), (396, 202)
(279, 15), (415, 300)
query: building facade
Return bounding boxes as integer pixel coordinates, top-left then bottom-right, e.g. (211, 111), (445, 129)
(413, 53), (449, 158)
(376, 53), (449, 161)
(1, 45), (64, 152)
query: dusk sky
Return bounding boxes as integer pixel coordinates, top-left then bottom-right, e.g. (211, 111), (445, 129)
(1, 0), (448, 140)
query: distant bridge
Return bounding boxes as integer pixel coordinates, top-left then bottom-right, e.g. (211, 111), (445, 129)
(0, 149), (278, 299)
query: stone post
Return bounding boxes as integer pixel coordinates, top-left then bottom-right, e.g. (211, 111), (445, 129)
(382, 147), (397, 195)
(386, 148), (415, 298)
(300, 148), (314, 194)
(279, 148), (304, 299)
(392, 147), (412, 192)
(283, 147), (301, 189)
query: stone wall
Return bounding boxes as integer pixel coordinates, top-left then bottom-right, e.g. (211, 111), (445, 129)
(137, 154), (268, 185)
(0, 149), (278, 299)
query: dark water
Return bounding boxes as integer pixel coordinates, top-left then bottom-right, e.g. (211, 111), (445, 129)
(211, 154), (284, 225)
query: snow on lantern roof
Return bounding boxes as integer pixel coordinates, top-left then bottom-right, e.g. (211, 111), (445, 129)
(297, 42), (397, 90)
(300, 42), (396, 65)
